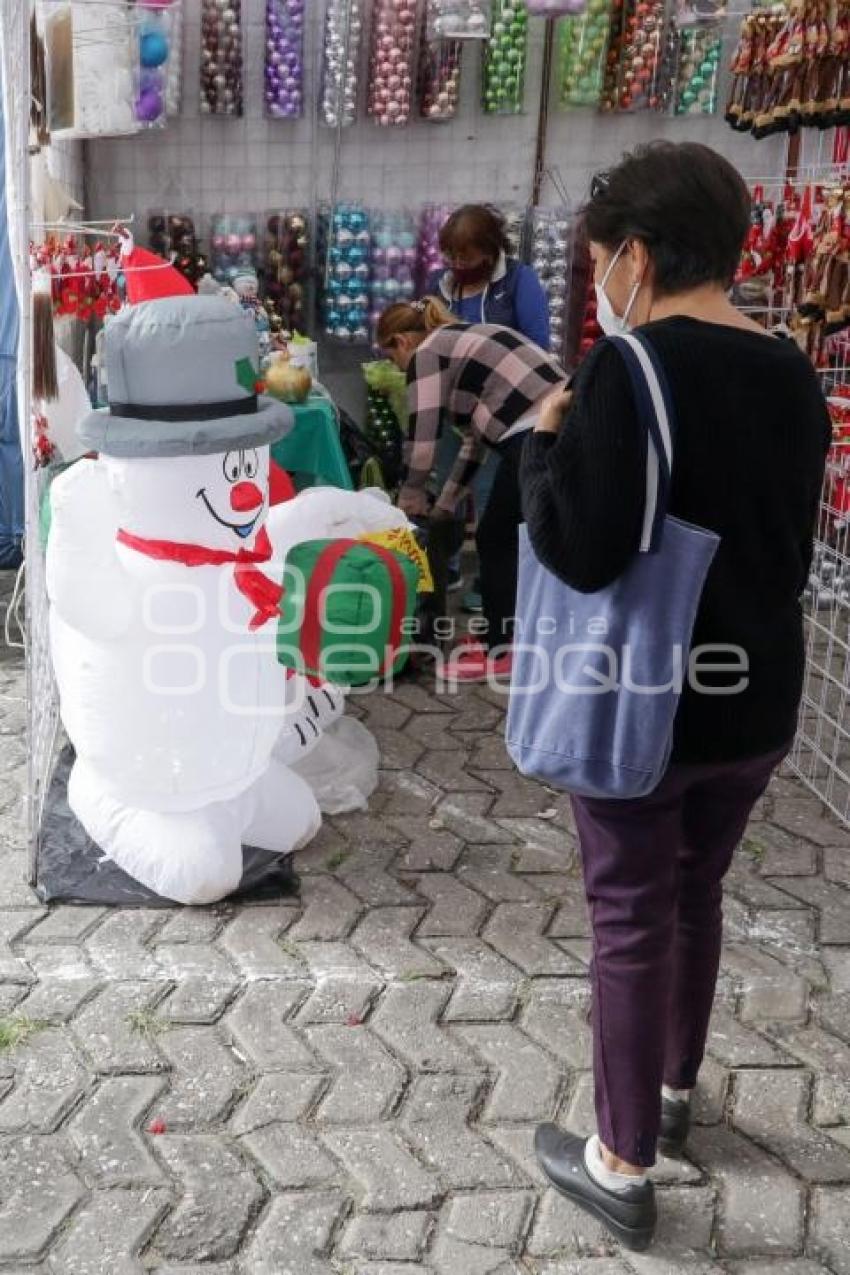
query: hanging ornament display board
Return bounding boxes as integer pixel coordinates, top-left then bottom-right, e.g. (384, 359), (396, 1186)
(367, 0), (419, 126)
(369, 210), (418, 339)
(416, 203), (455, 291)
(425, 0), (492, 36)
(319, 0), (364, 126)
(557, 0), (614, 108)
(419, 2), (464, 118)
(147, 212), (208, 287)
(482, 0), (530, 112)
(42, 0), (180, 137)
(200, 0), (243, 115)
(319, 203), (372, 343)
(264, 211), (311, 337)
(209, 214), (257, 282)
(264, 0), (305, 118)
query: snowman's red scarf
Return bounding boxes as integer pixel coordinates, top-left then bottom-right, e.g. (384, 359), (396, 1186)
(116, 525), (282, 632)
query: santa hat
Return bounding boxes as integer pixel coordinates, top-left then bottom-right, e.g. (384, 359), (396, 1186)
(119, 230), (194, 304)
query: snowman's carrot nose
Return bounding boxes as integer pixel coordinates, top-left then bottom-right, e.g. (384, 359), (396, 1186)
(231, 481), (263, 512)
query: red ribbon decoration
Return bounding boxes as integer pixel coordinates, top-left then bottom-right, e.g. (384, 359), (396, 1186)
(116, 524), (283, 631)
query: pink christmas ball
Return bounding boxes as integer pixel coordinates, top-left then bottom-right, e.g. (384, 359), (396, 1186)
(241, 233), (256, 251)
(225, 233), (241, 253)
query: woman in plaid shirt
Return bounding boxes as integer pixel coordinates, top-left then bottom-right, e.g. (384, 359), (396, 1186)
(377, 298), (566, 680)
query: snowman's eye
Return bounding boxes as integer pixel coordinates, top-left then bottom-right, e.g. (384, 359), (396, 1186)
(223, 452), (240, 483)
(243, 450), (259, 479)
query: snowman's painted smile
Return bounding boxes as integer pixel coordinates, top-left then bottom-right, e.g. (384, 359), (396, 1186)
(197, 488), (261, 539)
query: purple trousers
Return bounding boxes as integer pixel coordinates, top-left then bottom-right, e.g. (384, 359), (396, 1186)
(571, 745), (788, 1168)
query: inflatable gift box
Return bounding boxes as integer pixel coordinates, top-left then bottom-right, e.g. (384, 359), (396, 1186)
(278, 538), (419, 686)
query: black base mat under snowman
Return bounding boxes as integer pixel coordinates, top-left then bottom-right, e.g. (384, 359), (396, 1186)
(36, 745), (300, 906)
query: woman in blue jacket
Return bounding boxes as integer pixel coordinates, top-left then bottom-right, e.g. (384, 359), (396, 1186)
(424, 205), (550, 606)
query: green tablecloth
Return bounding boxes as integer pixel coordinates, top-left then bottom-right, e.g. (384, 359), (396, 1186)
(272, 392), (353, 491)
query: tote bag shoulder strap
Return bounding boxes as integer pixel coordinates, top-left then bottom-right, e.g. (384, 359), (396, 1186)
(607, 332), (676, 554)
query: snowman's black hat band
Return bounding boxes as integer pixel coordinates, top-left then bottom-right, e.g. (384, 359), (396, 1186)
(108, 395), (258, 422)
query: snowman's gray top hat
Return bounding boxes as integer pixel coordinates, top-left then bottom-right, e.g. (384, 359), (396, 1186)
(78, 295), (293, 458)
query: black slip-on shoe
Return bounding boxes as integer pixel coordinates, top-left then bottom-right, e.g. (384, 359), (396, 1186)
(534, 1124), (657, 1253)
(657, 1095), (691, 1159)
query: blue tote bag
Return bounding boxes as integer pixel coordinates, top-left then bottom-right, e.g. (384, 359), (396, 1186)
(506, 332), (720, 800)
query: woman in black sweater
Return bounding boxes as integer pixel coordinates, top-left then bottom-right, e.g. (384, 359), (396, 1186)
(524, 143), (830, 1251)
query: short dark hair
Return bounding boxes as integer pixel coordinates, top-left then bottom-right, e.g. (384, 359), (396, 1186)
(584, 142), (751, 294)
(439, 204), (511, 262)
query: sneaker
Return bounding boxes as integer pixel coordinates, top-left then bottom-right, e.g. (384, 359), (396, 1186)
(461, 590), (483, 613)
(444, 646), (512, 683)
(447, 567), (464, 594)
(657, 1094), (691, 1159)
(534, 1124), (656, 1253)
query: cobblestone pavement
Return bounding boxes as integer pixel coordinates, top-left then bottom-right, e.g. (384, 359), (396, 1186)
(2, 610), (850, 1272)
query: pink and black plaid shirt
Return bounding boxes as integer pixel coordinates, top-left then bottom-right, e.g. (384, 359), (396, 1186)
(398, 323), (566, 516)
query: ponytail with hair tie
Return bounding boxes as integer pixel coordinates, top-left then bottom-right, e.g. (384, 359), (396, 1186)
(376, 294), (454, 347)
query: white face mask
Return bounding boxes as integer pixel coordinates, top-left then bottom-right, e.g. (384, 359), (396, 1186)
(594, 241), (642, 336)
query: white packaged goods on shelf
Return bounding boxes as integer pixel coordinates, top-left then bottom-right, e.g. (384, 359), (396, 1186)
(44, 0), (138, 138)
(425, 0), (491, 38)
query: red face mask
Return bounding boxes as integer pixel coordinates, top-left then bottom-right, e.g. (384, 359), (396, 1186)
(451, 260), (493, 287)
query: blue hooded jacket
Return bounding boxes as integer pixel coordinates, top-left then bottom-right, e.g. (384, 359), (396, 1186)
(424, 252), (550, 351)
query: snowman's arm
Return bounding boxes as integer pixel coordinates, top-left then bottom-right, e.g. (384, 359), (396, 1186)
(45, 461), (135, 640)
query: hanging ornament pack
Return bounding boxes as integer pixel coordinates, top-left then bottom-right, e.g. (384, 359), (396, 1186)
(482, 1), (529, 113)
(320, 0), (364, 126)
(264, 211), (311, 338)
(367, 0), (419, 125)
(265, 0), (305, 118)
(200, 0), (243, 115)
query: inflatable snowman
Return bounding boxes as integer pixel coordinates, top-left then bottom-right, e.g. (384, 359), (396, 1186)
(46, 295), (343, 904)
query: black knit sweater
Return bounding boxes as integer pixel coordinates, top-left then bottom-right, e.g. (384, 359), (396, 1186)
(520, 317), (831, 765)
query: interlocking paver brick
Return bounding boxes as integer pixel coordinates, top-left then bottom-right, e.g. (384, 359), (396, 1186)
(68, 1074), (165, 1185)
(24, 906), (107, 943)
(18, 976), (99, 1022)
(157, 944), (238, 1024)
(434, 792), (516, 844)
(322, 1127), (441, 1210)
(0, 1026), (86, 1132)
(742, 824), (819, 875)
(339, 1210), (432, 1261)
(71, 981), (168, 1073)
(335, 844), (420, 906)
(809, 1187), (850, 1275)
(370, 982), (480, 1072)
(431, 1190), (534, 1274)
(458, 844), (548, 901)
(731, 1068), (850, 1180)
(688, 1125), (803, 1256)
(705, 1005), (791, 1067)
(766, 1022), (850, 1124)
(623, 1185), (718, 1275)
(520, 980), (593, 1069)
(229, 1072), (324, 1134)
(83, 909), (165, 978)
(157, 1027), (246, 1127)
(484, 902), (585, 977)
(20, 942), (94, 981)
(153, 1135), (264, 1261)
(287, 875), (362, 941)
(154, 908), (227, 944)
(422, 936), (521, 1021)
(526, 1187), (617, 1257)
(243, 1190), (345, 1275)
(414, 872), (489, 936)
(772, 800), (846, 846)
(391, 817), (464, 871)
(720, 943), (808, 1022)
(418, 747), (495, 792)
(351, 907), (445, 979)
(496, 816), (576, 872)
(763, 875), (850, 942)
(295, 940), (383, 1024)
(218, 906), (302, 978)
(241, 1121), (338, 1188)
(371, 727), (426, 771)
(309, 1024), (405, 1123)
(403, 1073), (520, 1189)
(226, 982), (315, 1071)
(727, 1262), (836, 1275)
(0, 849), (39, 907)
(0, 908), (40, 984)
(458, 1023), (563, 1123)
(0, 1135), (84, 1261)
(47, 1187), (169, 1274)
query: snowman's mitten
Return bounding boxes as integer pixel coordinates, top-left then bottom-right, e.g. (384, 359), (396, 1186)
(46, 459), (135, 640)
(273, 674), (345, 765)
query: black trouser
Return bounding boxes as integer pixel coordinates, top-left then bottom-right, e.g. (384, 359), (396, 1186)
(476, 433), (526, 650)
(416, 514), (466, 646)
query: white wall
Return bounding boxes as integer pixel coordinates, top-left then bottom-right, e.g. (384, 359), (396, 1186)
(86, 0), (787, 230)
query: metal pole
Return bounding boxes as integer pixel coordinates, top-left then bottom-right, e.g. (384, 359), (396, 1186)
(531, 17), (557, 207)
